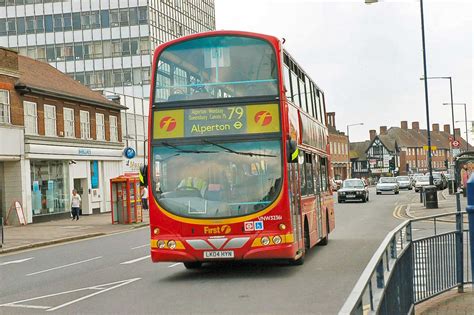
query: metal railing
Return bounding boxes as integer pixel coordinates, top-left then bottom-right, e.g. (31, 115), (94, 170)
(339, 201), (471, 314)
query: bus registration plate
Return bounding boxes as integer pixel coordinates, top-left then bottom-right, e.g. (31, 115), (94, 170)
(203, 251), (234, 259)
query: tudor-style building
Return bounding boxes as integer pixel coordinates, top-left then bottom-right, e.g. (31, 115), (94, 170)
(365, 128), (398, 177)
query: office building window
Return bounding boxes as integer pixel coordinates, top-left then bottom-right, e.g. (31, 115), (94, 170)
(24, 101), (38, 134)
(44, 104), (57, 136)
(63, 107), (75, 138)
(80, 110), (90, 139)
(110, 115), (118, 142)
(0, 89), (10, 123)
(96, 113), (105, 141)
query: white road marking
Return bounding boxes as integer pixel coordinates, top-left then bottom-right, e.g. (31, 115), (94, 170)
(120, 255), (150, 265)
(26, 256), (102, 276)
(131, 244), (149, 250)
(168, 263), (181, 268)
(0, 278), (140, 311)
(0, 257), (34, 266)
(47, 278), (141, 312)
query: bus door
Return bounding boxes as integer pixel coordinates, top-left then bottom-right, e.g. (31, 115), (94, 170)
(313, 155), (324, 240)
(288, 163), (303, 247)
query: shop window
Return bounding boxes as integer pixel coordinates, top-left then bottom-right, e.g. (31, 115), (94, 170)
(31, 160), (70, 216)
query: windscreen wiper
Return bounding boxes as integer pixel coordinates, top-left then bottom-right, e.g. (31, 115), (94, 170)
(202, 140), (276, 158)
(161, 142), (217, 154)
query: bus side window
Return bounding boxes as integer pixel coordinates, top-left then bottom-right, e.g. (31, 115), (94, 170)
(320, 157), (328, 191)
(305, 153), (314, 195)
(299, 151), (307, 195)
(312, 154), (320, 192)
(283, 65), (292, 102)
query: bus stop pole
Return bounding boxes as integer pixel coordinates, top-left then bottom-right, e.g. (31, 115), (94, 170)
(466, 174), (474, 283)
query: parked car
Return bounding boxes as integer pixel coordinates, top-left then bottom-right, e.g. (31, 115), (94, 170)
(338, 179), (369, 203)
(411, 173), (424, 187)
(396, 176), (412, 190)
(376, 177), (399, 195)
(414, 175), (430, 192)
(432, 172), (447, 190)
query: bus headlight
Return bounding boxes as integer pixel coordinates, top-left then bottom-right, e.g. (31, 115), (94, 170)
(261, 236), (270, 246)
(168, 240), (176, 249)
(157, 240), (165, 249)
(273, 236), (282, 245)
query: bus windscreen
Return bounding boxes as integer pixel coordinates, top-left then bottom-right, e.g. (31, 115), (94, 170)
(154, 35), (279, 103)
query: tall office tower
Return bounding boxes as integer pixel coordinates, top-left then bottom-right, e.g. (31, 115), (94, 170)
(0, 0), (216, 168)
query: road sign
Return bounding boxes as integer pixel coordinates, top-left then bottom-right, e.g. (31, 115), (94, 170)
(423, 145), (437, 151)
(453, 148), (461, 156)
(451, 140), (460, 148)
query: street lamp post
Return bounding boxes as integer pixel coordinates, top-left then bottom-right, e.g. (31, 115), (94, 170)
(446, 103), (470, 150)
(421, 76), (455, 140)
(346, 123), (364, 179)
(366, 0), (434, 186)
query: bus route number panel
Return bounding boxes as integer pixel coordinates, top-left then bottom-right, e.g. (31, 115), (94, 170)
(153, 104), (280, 139)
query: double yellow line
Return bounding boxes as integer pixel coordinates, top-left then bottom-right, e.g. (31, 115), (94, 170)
(392, 204), (410, 220)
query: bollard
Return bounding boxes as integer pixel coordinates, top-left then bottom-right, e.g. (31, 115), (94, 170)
(466, 174), (474, 283)
(420, 187), (423, 203)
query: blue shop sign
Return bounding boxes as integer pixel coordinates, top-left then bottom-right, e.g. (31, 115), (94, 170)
(124, 147), (136, 159)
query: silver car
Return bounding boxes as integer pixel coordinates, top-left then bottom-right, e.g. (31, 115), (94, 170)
(376, 177), (400, 195)
(414, 176), (430, 192)
(396, 176), (412, 190)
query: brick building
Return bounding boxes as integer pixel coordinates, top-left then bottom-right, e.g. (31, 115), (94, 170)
(0, 47), (126, 223)
(327, 112), (350, 180)
(351, 121), (472, 179)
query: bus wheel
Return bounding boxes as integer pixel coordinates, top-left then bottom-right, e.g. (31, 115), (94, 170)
(184, 262), (202, 269)
(318, 216), (330, 246)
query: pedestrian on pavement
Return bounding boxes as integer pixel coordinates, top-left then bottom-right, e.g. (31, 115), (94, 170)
(141, 186), (148, 211)
(71, 189), (81, 220)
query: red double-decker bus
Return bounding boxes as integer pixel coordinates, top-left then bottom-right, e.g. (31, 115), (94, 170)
(146, 30), (334, 268)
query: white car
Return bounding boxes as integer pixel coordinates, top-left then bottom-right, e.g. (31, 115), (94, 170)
(396, 176), (412, 190)
(414, 176), (430, 192)
(376, 177), (400, 195)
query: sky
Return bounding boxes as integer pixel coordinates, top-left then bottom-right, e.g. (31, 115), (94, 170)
(215, 0), (473, 143)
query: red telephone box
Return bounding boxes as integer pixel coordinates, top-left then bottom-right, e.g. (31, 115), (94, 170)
(110, 174), (143, 224)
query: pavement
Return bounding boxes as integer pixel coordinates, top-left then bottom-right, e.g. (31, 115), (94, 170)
(406, 189), (474, 314)
(0, 210), (149, 254)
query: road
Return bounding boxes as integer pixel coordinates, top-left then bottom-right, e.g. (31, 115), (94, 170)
(0, 188), (416, 315)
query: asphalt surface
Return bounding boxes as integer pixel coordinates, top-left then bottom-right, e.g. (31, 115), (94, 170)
(0, 188), (415, 315)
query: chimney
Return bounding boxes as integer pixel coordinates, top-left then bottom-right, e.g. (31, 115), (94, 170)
(380, 126), (387, 135)
(412, 121), (420, 130)
(0, 47), (19, 72)
(443, 124), (450, 133)
(454, 128), (461, 137)
(432, 123), (439, 132)
(369, 129), (376, 141)
(326, 112), (335, 128)
(401, 121), (408, 130)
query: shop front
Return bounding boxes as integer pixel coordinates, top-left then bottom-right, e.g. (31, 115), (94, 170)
(25, 139), (124, 222)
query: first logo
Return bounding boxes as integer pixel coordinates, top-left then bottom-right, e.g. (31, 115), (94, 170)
(160, 116), (177, 132)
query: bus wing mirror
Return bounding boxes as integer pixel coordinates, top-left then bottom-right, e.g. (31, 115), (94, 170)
(287, 139), (298, 163)
(139, 164), (148, 187)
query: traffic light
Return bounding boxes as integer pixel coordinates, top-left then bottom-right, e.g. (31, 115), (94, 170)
(389, 157), (395, 171)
